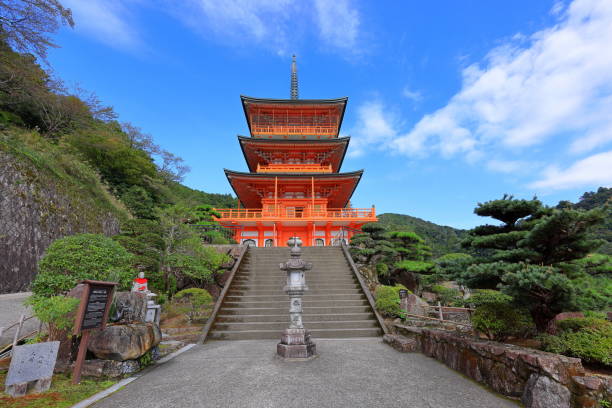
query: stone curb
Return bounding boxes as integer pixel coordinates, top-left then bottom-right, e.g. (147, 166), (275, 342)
(70, 343), (197, 408)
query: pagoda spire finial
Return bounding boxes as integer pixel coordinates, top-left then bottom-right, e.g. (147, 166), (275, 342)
(290, 54), (299, 100)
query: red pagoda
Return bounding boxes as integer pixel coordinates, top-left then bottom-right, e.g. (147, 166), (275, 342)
(215, 56), (377, 246)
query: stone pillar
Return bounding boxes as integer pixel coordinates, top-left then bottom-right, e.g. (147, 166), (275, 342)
(277, 237), (316, 360)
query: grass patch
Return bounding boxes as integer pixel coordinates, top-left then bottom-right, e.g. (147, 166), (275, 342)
(0, 370), (116, 408)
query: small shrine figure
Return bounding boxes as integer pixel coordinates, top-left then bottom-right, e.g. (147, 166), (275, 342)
(131, 272), (148, 293)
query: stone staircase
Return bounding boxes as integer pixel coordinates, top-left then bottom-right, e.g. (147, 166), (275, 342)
(208, 246), (382, 340)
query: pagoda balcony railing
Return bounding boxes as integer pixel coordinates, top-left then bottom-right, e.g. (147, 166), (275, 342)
(256, 163), (333, 173)
(214, 207), (376, 221)
(251, 125), (336, 136)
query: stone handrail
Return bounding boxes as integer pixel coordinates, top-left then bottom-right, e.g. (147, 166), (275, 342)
(198, 245), (248, 344)
(340, 242), (388, 335)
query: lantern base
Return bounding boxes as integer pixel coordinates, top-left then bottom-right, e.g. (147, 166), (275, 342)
(277, 328), (317, 360)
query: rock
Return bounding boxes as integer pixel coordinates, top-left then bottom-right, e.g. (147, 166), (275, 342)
(88, 323), (161, 361)
(406, 294), (429, 316)
(421, 291), (437, 303)
(112, 292), (148, 323)
(383, 334), (418, 352)
(547, 312), (584, 334)
(80, 359), (140, 378)
(522, 374), (571, 408)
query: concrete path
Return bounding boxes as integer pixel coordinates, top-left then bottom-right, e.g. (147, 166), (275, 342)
(0, 292), (38, 346)
(93, 338), (519, 408)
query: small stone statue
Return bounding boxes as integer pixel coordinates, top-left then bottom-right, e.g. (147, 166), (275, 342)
(131, 272), (148, 293)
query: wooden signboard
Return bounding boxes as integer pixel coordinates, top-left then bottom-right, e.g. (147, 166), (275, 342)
(72, 280), (117, 384)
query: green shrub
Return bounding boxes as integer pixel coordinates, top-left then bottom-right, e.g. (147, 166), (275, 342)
(26, 295), (79, 340)
(32, 233), (134, 297)
(430, 284), (463, 306)
(375, 284), (409, 318)
(376, 263), (389, 277)
(172, 288), (214, 322)
(540, 317), (612, 367)
(469, 290), (534, 341)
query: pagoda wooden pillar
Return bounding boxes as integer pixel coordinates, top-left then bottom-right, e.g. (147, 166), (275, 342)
(325, 222), (331, 247)
(256, 222), (264, 247)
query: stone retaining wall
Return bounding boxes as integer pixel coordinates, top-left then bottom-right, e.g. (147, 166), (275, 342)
(390, 325), (611, 408)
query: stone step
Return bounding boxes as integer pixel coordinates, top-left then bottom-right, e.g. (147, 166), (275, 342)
(215, 312), (375, 323)
(229, 283), (361, 290)
(222, 299), (369, 308)
(225, 294), (366, 302)
(227, 288), (364, 296)
(214, 320), (379, 331)
(208, 328), (382, 340)
(232, 278), (356, 285)
(218, 305), (373, 315)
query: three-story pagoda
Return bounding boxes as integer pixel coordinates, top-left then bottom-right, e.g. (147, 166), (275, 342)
(215, 56), (377, 246)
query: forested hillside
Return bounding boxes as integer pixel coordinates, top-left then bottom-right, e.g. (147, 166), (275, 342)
(0, 7), (235, 292)
(377, 213), (468, 256)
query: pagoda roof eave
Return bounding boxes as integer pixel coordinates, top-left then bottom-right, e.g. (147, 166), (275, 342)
(224, 169), (363, 208)
(224, 169), (363, 179)
(237, 135), (351, 172)
(240, 95), (348, 138)
(240, 95), (348, 105)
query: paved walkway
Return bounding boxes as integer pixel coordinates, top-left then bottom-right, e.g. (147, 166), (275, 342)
(0, 292), (38, 346)
(94, 338), (519, 408)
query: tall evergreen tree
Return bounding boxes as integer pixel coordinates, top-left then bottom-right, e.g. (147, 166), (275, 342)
(461, 196), (607, 331)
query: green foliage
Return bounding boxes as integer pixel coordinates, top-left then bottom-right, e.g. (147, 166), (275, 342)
(377, 213), (468, 257)
(137, 350), (153, 367)
(157, 205), (229, 294)
(430, 285), (463, 306)
(376, 262), (389, 277)
(121, 186), (156, 219)
(468, 290), (534, 341)
(26, 295), (79, 340)
(563, 187), (612, 255)
(172, 288), (214, 322)
(434, 253), (473, 276)
(461, 195), (607, 332)
(375, 284), (409, 318)
(33, 234), (134, 297)
(395, 260), (434, 274)
(26, 295), (79, 331)
(351, 222), (433, 290)
(540, 317), (612, 367)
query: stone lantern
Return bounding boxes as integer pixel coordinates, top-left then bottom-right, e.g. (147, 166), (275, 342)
(277, 237), (317, 360)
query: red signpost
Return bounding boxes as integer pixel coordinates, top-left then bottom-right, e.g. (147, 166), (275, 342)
(72, 280), (117, 385)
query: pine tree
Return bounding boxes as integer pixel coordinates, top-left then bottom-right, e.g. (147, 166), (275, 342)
(461, 196), (607, 331)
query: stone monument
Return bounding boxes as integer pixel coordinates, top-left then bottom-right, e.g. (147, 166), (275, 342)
(5, 341), (60, 396)
(277, 237), (316, 360)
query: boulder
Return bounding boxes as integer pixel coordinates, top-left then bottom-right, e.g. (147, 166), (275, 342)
(405, 294), (429, 316)
(80, 359), (140, 378)
(88, 323), (161, 361)
(522, 374), (571, 408)
(112, 292), (148, 323)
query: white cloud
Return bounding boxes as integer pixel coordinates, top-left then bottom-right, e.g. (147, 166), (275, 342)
(486, 159), (535, 174)
(349, 0), (612, 191)
(314, 0), (360, 52)
(349, 101), (398, 157)
(62, 0), (142, 51)
(170, 0), (362, 55)
(402, 86), (422, 102)
(529, 150), (612, 190)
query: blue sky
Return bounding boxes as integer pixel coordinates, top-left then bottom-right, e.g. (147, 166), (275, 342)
(47, 0), (612, 229)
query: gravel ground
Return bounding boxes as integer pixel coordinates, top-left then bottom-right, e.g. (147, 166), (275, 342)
(92, 338), (520, 408)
